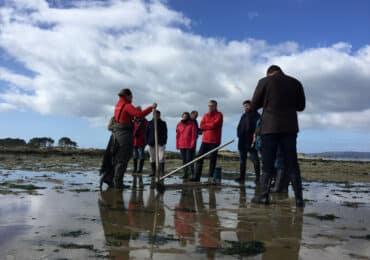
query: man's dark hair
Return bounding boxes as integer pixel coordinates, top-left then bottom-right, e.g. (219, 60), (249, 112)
(182, 112), (190, 118)
(118, 88), (132, 97)
(209, 100), (217, 106)
(243, 100), (251, 105)
(190, 110), (198, 115)
(155, 110), (161, 116)
(267, 65), (282, 75)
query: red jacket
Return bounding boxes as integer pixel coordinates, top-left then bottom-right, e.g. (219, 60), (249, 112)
(133, 118), (147, 147)
(176, 120), (197, 149)
(114, 97), (152, 125)
(200, 110), (223, 144)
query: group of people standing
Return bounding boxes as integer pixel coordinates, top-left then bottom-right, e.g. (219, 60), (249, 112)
(100, 64), (306, 207)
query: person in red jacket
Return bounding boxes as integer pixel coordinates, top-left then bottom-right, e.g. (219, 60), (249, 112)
(112, 88), (156, 189)
(190, 100), (223, 182)
(132, 107), (148, 173)
(176, 112), (198, 180)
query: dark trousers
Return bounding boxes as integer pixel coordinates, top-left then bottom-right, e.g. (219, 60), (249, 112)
(239, 146), (260, 179)
(260, 133), (303, 200)
(194, 143), (219, 179)
(180, 148), (195, 177)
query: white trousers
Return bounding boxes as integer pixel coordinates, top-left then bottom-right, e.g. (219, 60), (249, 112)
(148, 145), (165, 163)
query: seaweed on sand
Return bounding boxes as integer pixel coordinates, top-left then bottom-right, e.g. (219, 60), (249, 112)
(0, 182), (46, 190)
(222, 240), (265, 256)
(305, 213), (339, 221)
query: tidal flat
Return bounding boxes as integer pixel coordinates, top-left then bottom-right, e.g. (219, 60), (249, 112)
(0, 152), (369, 259)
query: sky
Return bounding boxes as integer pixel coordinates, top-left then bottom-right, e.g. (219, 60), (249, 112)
(0, 0), (370, 153)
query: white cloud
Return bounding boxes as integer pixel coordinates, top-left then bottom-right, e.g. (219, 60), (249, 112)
(0, 0), (369, 131)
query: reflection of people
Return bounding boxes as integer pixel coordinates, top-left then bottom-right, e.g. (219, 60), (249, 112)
(236, 100), (261, 184)
(98, 189), (131, 259)
(98, 188), (166, 258)
(145, 110), (168, 177)
(237, 189), (303, 260)
(176, 112), (198, 180)
(197, 188), (221, 259)
(174, 188), (196, 245)
(191, 100), (223, 182)
(251, 65), (305, 207)
(112, 89), (156, 189)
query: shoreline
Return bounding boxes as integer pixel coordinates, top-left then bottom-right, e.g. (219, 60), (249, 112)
(0, 147), (369, 183)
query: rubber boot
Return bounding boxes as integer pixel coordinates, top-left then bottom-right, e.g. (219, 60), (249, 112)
(150, 162), (156, 177)
(271, 169), (286, 193)
(291, 173), (305, 207)
(132, 176), (137, 188)
(113, 162), (126, 190)
(251, 172), (271, 205)
(190, 162), (201, 182)
(235, 162), (246, 183)
(254, 163), (261, 185)
(159, 162), (165, 177)
(138, 159), (145, 173)
(133, 159), (138, 173)
(182, 167), (189, 180)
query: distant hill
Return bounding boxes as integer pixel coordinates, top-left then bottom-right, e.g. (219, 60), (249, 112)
(308, 151), (370, 160)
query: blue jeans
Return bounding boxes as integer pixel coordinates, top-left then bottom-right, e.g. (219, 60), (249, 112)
(133, 146), (145, 160)
(260, 134), (303, 200)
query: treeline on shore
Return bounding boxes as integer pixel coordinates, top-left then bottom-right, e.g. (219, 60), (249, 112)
(0, 137), (78, 148)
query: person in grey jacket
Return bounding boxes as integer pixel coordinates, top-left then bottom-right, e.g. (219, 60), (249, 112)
(250, 65), (306, 207)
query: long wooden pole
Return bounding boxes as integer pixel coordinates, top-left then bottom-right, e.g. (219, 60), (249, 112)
(159, 139), (234, 181)
(153, 108), (160, 182)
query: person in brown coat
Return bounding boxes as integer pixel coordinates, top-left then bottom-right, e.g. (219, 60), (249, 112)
(250, 65), (306, 207)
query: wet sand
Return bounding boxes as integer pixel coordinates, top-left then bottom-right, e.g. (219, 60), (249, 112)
(1, 167), (369, 259)
(0, 152), (369, 183)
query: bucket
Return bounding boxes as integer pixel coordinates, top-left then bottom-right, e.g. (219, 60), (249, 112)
(213, 167), (222, 184)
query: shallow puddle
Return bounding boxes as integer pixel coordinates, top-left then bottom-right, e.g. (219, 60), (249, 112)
(0, 169), (369, 259)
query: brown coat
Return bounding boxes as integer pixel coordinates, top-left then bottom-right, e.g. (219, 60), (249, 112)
(251, 72), (305, 134)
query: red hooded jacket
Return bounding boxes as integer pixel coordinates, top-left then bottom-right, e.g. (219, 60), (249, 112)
(200, 110), (223, 144)
(133, 118), (148, 147)
(176, 120), (197, 149)
(114, 97), (152, 125)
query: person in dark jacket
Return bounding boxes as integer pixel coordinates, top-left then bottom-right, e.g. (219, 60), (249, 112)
(190, 110), (201, 177)
(145, 110), (168, 177)
(236, 100), (261, 184)
(190, 100), (223, 182)
(111, 88), (156, 189)
(176, 112), (198, 180)
(250, 65), (306, 207)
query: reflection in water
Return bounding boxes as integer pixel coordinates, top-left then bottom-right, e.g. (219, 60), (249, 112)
(98, 186), (304, 259)
(98, 188), (165, 259)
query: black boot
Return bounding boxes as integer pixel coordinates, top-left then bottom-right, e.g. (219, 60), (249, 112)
(271, 169), (287, 193)
(254, 163), (261, 184)
(190, 162), (201, 182)
(182, 167), (189, 180)
(138, 159), (145, 173)
(132, 176), (137, 188)
(133, 159), (138, 173)
(159, 162), (165, 177)
(291, 173), (305, 207)
(113, 162), (127, 190)
(150, 162), (156, 177)
(235, 162), (246, 183)
(251, 172), (271, 205)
